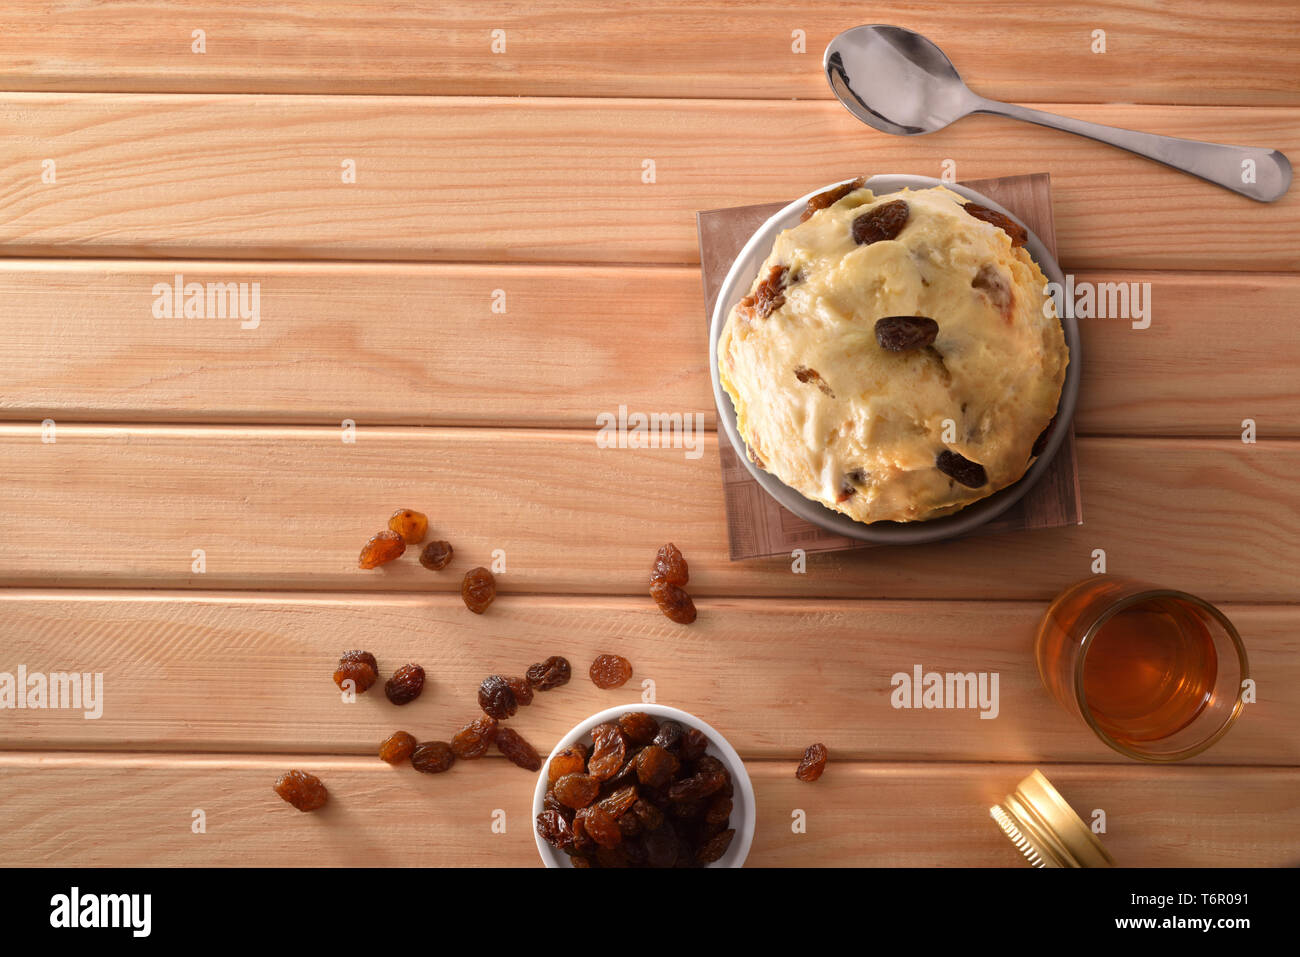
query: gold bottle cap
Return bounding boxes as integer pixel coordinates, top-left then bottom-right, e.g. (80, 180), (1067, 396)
(990, 769), (1116, 868)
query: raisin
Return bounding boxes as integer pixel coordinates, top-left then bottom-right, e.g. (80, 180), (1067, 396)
(548, 744), (589, 786)
(358, 529), (405, 569)
(495, 727), (541, 771)
(588, 723), (628, 781)
(333, 650), (378, 693)
(678, 727), (710, 762)
(273, 769), (328, 811)
(411, 740), (456, 774)
(936, 449), (988, 488)
(801, 177), (865, 221)
(461, 566), (496, 614)
(972, 263), (1014, 317)
(1032, 415), (1056, 458)
(543, 790), (571, 821)
(450, 715), (498, 759)
(794, 365), (835, 397)
(962, 202), (1028, 246)
(384, 663), (425, 705)
(796, 742), (829, 782)
(643, 826), (680, 868)
(477, 674), (518, 720)
(569, 855), (593, 868)
(696, 828), (736, 864)
(653, 720), (684, 752)
(875, 316), (939, 352)
(852, 199), (909, 245)
(619, 813), (643, 838)
(418, 540), (454, 570)
(554, 773), (601, 809)
(650, 543), (689, 586)
(669, 765), (725, 803)
(581, 805), (622, 849)
(387, 508), (428, 545)
(596, 785), (638, 820)
(618, 712), (660, 747)
(737, 264), (788, 321)
(836, 483), (856, 503)
(536, 810), (574, 850)
(633, 799), (664, 832)
(705, 793), (733, 826)
(589, 654), (633, 689)
(635, 745), (681, 790)
(525, 656), (571, 691)
(506, 676), (533, 707)
(650, 579), (697, 625)
(378, 730), (416, 764)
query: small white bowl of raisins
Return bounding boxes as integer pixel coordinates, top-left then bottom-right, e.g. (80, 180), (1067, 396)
(533, 704), (755, 868)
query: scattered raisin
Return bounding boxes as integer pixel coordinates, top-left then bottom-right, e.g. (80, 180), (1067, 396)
(635, 745), (681, 790)
(536, 810), (574, 850)
(418, 540), (454, 570)
(387, 508), (428, 545)
(450, 715), (498, 759)
(852, 199), (909, 245)
(554, 773), (601, 809)
(526, 656), (571, 691)
(461, 566), (496, 614)
(590, 654), (633, 690)
(588, 723), (628, 781)
(875, 316), (939, 352)
(506, 676), (533, 707)
(548, 744), (590, 786)
(378, 730), (417, 764)
(696, 828), (736, 864)
(936, 449), (989, 488)
(796, 743), (829, 782)
(358, 529), (405, 569)
(333, 650), (378, 693)
(962, 202), (1028, 246)
(477, 674), (518, 720)
(650, 579), (697, 625)
(737, 264), (788, 321)
(650, 543), (690, 587)
(794, 365), (835, 397)
(495, 727), (541, 771)
(801, 177), (865, 221)
(273, 769), (328, 812)
(411, 740), (456, 774)
(618, 712), (660, 747)
(384, 663), (425, 705)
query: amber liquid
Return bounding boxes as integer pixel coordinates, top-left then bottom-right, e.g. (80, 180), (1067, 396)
(1081, 597), (1218, 744)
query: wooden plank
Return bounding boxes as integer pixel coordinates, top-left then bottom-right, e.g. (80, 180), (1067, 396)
(0, 753), (1291, 866)
(0, 426), (1295, 601)
(1, 261), (1295, 436)
(0, 2), (1294, 106)
(0, 592), (1292, 765)
(1, 95), (1296, 271)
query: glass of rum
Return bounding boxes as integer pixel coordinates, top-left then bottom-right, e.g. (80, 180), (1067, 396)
(1036, 576), (1249, 762)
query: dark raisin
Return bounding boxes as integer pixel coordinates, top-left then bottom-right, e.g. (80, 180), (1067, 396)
(387, 508), (428, 545)
(273, 769), (328, 811)
(536, 810), (574, 850)
(794, 365), (835, 397)
(652, 720), (684, 752)
(635, 745), (681, 790)
(1032, 416), (1056, 458)
(506, 676), (533, 707)
(633, 799), (664, 832)
(554, 773), (601, 809)
(543, 790), (571, 821)
(588, 723), (628, 781)
(477, 674), (518, 720)
(650, 579), (697, 624)
(875, 316), (939, 352)
(384, 663), (425, 705)
(650, 543), (689, 586)
(450, 715), (498, 759)
(547, 743), (589, 786)
(852, 199), (909, 245)
(618, 813), (643, 838)
(589, 654), (633, 689)
(737, 264), (788, 321)
(618, 712), (660, 747)
(461, 566), (496, 614)
(378, 730), (417, 764)
(679, 728), (709, 762)
(696, 828), (736, 864)
(643, 826), (680, 868)
(525, 656), (571, 691)
(411, 740), (456, 774)
(418, 540), (454, 570)
(801, 177), (865, 221)
(705, 793), (733, 826)
(333, 650), (378, 693)
(358, 529), (405, 569)
(796, 743), (829, 782)
(962, 202), (1028, 246)
(936, 449), (988, 488)
(495, 727), (541, 771)
(972, 263), (1013, 316)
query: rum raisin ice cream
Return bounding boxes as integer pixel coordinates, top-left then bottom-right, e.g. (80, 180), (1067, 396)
(717, 181), (1068, 524)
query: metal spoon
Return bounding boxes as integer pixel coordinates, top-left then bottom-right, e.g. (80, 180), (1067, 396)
(824, 24), (1291, 202)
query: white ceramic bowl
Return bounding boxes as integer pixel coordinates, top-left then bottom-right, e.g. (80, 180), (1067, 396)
(532, 704), (756, 868)
(708, 173), (1081, 544)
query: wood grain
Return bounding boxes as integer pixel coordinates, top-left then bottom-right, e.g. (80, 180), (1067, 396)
(0, 426), (1294, 600)
(2, 261), (1294, 435)
(0, 592), (1293, 765)
(1, 95), (1296, 270)
(0, 752), (1291, 866)
(0, 2), (1294, 106)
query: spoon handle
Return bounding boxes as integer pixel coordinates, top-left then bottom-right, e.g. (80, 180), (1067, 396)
(972, 98), (1291, 202)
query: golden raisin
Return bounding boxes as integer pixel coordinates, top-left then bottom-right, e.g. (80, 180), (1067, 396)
(333, 650), (378, 692)
(418, 540), (454, 570)
(554, 773), (601, 809)
(796, 742), (829, 782)
(650, 579), (697, 624)
(587, 723), (628, 781)
(359, 529), (406, 569)
(378, 730), (416, 764)
(650, 543), (689, 586)
(590, 654), (633, 689)
(387, 508), (429, 545)
(410, 740), (456, 774)
(461, 566), (496, 614)
(548, 744), (589, 786)
(450, 715), (498, 759)
(618, 712), (659, 747)
(273, 769), (328, 811)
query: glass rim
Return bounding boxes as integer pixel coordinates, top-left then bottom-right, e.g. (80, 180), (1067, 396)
(1072, 587), (1250, 763)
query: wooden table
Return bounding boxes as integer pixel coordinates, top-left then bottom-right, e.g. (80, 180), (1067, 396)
(0, 1), (1296, 867)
